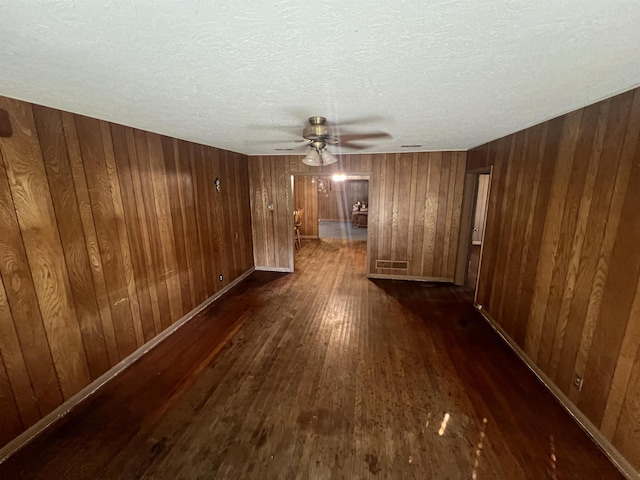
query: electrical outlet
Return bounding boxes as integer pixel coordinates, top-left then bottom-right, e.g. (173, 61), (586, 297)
(219, 274), (223, 281)
(573, 374), (583, 391)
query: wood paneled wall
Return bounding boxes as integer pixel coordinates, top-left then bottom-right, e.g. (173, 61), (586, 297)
(468, 86), (640, 471)
(248, 156), (293, 271)
(0, 95), (254, 448)
(292, 176), (318, 237)
(249, 152), (466, 280)
(317, 179), (369, 221)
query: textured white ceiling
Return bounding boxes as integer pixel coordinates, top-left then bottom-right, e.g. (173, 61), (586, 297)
(1, 1), (640, 155)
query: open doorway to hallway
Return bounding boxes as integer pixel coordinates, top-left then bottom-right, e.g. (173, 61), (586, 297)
(468, 173), (490, 288)
(454, 168), (491, 300)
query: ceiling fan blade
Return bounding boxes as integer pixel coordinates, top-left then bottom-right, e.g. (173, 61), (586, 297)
(328, 115), (385, 127)
(337, 142), (371, 150)
(336, 132), (391, 143)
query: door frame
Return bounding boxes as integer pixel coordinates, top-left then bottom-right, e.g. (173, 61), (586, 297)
(291, 172), (372, 273)
(454, 167), (493, 301)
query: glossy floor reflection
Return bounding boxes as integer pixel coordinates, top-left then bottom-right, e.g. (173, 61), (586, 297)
(318, 219), (368, 241)
(0, 239), (624, 479)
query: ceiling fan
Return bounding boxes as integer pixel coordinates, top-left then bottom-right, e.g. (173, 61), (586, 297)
(296, 116), (390, 166)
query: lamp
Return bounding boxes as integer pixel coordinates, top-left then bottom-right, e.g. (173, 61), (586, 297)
(302, 140), (338, 167)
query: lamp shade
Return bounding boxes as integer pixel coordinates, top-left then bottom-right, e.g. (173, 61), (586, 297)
(320, 149), (337, 165)
(302, 148), (322, 166)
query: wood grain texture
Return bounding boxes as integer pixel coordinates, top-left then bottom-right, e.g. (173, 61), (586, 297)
(0, 240), (624, 479)
(0, 97), (91, 400)
(0, 95), (254, 449)
(467, 86), (640, 472)
(317, 178), (368, 221)
(32, 106), (111, 380)
(292, 176), (318, 237)
(249, 152), (466, 280)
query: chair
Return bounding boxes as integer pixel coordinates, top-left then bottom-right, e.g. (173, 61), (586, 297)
(294, 208), (304, 250)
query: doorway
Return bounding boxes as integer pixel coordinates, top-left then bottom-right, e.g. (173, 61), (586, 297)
(454, 168), (492, 301)
(317, 174), (369, 241)
(291, 173), (370, 269)
(468, 173), (490, 289)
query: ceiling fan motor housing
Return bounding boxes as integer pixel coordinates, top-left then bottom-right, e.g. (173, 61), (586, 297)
(303, 116), (330, 141)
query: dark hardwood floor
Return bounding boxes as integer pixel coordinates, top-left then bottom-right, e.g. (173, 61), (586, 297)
(0, 239), (623, 479)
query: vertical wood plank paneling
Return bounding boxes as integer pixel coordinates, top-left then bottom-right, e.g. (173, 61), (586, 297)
(570, 92), (635, 405)
(421, 153), (440, 275)
(100, 121), (145, 348)
(513, 120), (563, 346)
(612, 279), (640, 466)
(410, 157), (428, 276)
(207, 147), (228, 286)
(293, 176), (319, 237)
(468, 86), (640, 473)
(161, 136), (192, 313)
(0, 271), (39, 428)
(0, 98), (91, 399)
(544, 104), (600, 376)
(392, 154), (411, 260)
(77, 115), (138, 358)
(0, 95), (254, 449)
(502, 128), (541, 338)
(177, 140), (205, 304)
(368, 154), (381, 274)
(248, 156), (294, 271)
(274, 155), (292, 269)
(494, 133), (525, 328)
(133, 129), (173, 332)
(486, 136), (516, 313)
(0, 146), (64, 415)
(405, 154), (419, 266)
(381, 154), (395, 264)
(0, 352), (22, 446)
(32, 106), (111, 378)
(581, 124), (640, 425)
(237, 153), (254, 272)
(61, 113), (120, 365)
(110, 124), (156, 343)
(147, 133), (182, 323)
(124, 127), (162, 336)
(529, 109), (582, 366)
(220, 151), (239, 281)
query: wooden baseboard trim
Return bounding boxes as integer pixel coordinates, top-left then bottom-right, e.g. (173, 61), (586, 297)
(0, 267), (255, 465)
(474, 304), (639, 480)
(367, 274), (452, 282)
(254, 266), (293, 273)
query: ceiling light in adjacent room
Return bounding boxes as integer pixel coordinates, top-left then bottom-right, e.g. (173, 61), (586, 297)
(332, 174), (346, 181)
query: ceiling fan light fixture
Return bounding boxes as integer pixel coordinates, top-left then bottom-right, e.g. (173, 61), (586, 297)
(302, 147), (322, 166)
(320, 148), (337, 165)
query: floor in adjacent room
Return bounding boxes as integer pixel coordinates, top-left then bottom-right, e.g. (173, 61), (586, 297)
(0, 239), (623, 479)
(318, 220), (368, 241)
